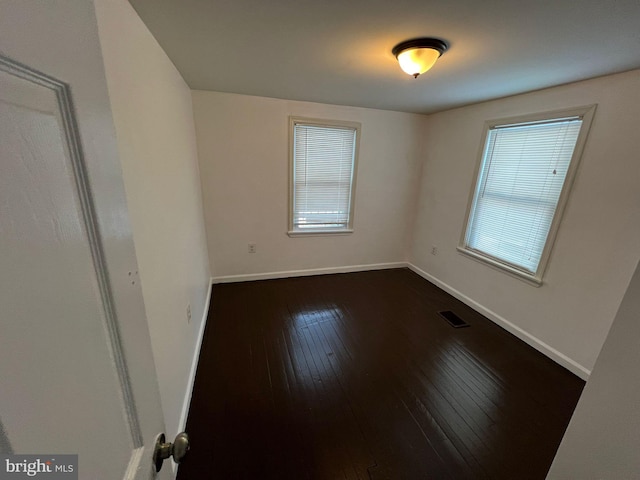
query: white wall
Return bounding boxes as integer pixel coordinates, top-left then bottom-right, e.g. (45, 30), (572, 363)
(410, 70), (640, 377)
(547, 260), (640, 479)
(192, 91), (425, 279)
(94, 0), (211, 439)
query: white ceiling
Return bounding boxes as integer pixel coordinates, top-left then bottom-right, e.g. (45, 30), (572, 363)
(128, 0), (640, 114)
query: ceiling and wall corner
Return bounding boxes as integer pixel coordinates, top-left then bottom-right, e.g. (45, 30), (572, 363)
(128, 0), (640, 114)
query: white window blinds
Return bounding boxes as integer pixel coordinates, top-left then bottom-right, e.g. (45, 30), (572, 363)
(292, 121), (357, 231)
(464, 117), (583, 274)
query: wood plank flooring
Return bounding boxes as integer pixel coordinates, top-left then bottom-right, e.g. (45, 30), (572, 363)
(178, 268), (584, 479)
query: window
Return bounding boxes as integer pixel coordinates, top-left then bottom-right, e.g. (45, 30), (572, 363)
(288, 117), (360, 236)
(459, 106), (596, 285)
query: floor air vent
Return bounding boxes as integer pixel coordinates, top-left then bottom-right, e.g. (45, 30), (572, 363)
(439, 310), (470, 328)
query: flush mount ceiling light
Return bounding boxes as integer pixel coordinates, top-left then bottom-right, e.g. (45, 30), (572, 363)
(392, 38), (448, 78)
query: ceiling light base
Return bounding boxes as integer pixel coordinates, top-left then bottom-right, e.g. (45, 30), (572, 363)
(392, 38), (449, 78)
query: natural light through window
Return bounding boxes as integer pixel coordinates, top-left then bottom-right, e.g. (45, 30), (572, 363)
(289, 117), (360, 235)
(459, 106), (595, 285)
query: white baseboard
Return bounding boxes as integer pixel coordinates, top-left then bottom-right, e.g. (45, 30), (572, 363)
(407, 263), (591, 380)
(211, 261), (590, 379)
(177, 278), (213, 432)
(212, 262), (407, 284)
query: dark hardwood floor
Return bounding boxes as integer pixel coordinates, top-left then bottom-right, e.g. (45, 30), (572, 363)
(178, 268), (584, 479)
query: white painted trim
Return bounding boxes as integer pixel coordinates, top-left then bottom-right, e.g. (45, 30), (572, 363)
(458, 105), (597, 286)
(287, 229), (353, 237)
(177, 278), (213, 432)
(407, 263), (591, 380)
(456, 246), (542, 287)
(123, 446), (145, 480)
(212, 262), (406, 284)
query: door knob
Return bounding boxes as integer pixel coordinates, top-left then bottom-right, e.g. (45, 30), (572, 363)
(153, 432), (190, 472)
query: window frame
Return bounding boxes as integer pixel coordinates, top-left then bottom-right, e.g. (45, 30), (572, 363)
(458, 105), (596, 286)
(288, 116), (361, 237)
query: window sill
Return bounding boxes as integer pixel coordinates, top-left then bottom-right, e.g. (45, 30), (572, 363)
(288, 229), (353, 238)
(456, 246), (543, 287)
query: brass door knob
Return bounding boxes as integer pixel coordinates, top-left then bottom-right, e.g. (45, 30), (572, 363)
(153, 432), (190, 472)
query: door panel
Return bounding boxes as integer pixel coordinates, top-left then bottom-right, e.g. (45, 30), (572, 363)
(0, 62), (134, 476)
(0, 2), (169, 479)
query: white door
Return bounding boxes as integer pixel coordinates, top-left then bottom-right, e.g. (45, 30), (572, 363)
(0, 2), (171, 479)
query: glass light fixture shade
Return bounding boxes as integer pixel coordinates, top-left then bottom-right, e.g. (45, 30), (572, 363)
(397, 47), (441, 78)
(392, 38), (448, 78)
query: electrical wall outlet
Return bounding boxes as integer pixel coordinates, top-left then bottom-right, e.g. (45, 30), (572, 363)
(186, 304), (192, 323)
(431, 246), (438, 255)
(248, 243), (257, 254)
